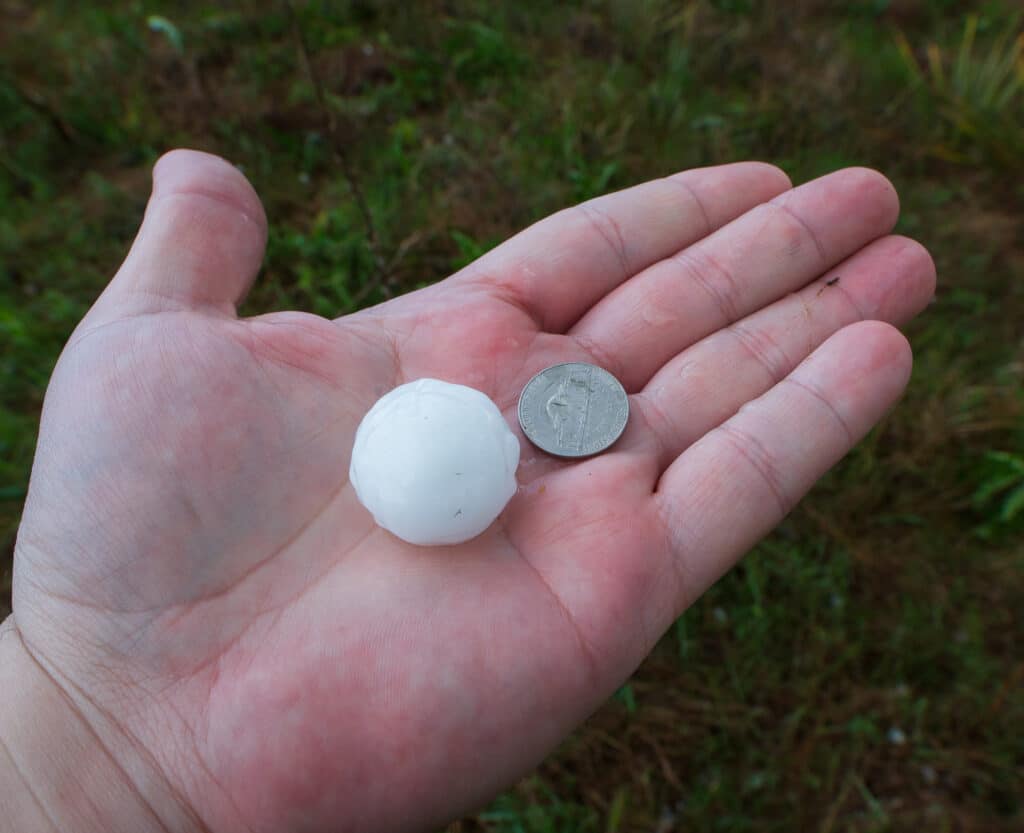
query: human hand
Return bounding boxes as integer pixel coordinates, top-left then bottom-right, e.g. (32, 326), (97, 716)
(3, 150), (935, 832)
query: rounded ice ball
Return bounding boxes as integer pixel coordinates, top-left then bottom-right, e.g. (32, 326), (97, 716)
(349, 379), (520, 546)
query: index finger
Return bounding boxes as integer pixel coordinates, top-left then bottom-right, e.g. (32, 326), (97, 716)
(456, 163), (792, 333)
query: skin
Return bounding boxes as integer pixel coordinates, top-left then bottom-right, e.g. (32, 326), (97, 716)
(0, 150), (935, 833)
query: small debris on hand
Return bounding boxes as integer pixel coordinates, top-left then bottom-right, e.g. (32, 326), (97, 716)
(816, 275), (841, 297)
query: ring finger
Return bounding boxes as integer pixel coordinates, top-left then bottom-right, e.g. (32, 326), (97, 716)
(626, 234), (935, 469)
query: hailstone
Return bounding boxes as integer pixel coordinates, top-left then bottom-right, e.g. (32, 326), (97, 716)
(349, 378), (520, 546)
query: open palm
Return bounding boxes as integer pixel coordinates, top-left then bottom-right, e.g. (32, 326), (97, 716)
(11, 150), (934, 833)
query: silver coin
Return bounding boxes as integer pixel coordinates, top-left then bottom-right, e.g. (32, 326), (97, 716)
(517, 362), (629, 458)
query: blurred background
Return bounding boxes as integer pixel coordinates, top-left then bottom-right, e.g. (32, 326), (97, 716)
(1, 0), (1022, 830)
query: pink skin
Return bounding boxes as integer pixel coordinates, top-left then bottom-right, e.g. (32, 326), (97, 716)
(8, 150), (935, 833)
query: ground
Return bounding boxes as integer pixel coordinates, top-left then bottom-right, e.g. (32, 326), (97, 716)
(1, 1), (1022, 830)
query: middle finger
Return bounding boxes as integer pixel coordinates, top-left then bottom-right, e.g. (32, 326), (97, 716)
(569, 167), (900, 391)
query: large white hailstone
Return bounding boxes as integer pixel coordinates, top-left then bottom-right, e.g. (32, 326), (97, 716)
(349, 379), (520, 546)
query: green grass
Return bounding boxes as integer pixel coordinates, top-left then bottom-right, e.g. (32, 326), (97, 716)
(2, 1), (1023, 830)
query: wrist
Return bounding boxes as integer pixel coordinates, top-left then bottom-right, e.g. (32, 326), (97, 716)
(0, 616), (200, 833)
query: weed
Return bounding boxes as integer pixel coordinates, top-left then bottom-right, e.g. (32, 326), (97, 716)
(972, 450), (1024, 537)
(896, 12), (1024, 170)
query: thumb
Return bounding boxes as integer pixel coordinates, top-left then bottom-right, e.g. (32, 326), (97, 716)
(98, 149), (268, 319)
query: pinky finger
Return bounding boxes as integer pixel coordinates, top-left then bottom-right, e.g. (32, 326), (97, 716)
(654, 320), (912, 610)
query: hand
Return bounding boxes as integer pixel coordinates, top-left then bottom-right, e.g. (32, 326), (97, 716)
(5, 150), (934, 832)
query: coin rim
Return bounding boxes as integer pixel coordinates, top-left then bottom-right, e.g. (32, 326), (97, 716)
(517, 361), (630, 458)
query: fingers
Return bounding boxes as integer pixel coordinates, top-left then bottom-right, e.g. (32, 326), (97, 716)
(101, 149), (268, 318)
(631, 234), (935, 468)
(654, 321), (912, 614)
(458, 162), (792, 333)
(570, 167), (900, 391)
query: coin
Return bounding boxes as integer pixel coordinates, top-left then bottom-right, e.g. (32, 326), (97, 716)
(517, 362), (629, 458)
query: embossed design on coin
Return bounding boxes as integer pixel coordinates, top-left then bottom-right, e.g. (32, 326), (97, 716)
(518, 362), (629, 457)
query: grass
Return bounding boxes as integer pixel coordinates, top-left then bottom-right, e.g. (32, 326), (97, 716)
(2, 0), (1023, 830)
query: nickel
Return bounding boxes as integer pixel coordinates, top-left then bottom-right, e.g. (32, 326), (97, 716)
(517, 362), (629, 458)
